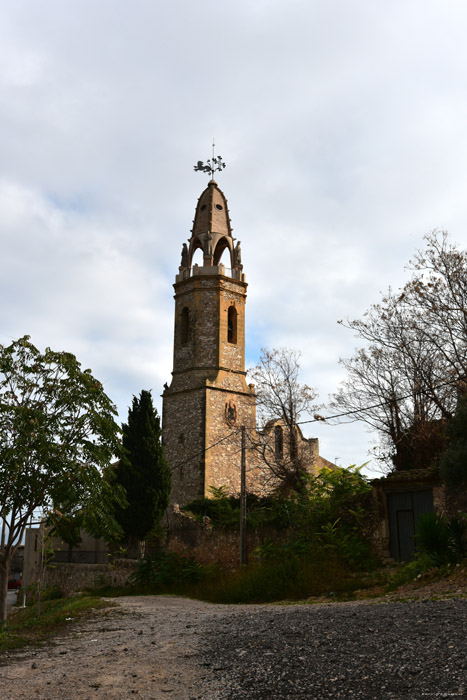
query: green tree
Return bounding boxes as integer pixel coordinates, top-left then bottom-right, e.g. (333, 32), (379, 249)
(114, 390), (171, 555)
(0, 336), (122, 623)
(49, 466), (127, 562)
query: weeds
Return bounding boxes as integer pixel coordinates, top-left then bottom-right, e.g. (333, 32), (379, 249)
(0, 595), (112, 654)
(386, 554), (435, 590)
(190, 554), (359, 603)
(120, 542), (376, 604)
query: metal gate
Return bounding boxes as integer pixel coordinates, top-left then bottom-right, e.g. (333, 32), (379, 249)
(386, 490), (434, 561)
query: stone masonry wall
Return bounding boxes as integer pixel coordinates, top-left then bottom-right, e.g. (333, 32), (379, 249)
(166, 509), (285, 570)
(163, 387), (206, 506)
(172, 280), (218, 374)
(218, 282), (246, 372)
(205, 384), (257, 495)
(42, 560), (138, 597)
(163, 271), (252, 506)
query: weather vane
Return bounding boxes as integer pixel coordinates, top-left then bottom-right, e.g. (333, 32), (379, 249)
(194, 139), (226, 177)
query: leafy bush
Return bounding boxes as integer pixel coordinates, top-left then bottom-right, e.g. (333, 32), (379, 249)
(181, 486), (240, 527)
(182, 487), (288, 529)
(416, 512), (467, 566)
(264, 466), (375, 570)
(183, 466), (375, 573)
(447, 516), (467, 559)
(41, 585), (64, 601)
(129, 551), (209, 589)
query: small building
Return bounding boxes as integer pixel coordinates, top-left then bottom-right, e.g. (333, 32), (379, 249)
(23, 524), (109, 591)
(371, 469), (445, 561)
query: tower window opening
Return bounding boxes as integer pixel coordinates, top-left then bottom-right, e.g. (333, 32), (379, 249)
(181, 307), (190, 344)
(275, 425), (284, 460)
(227, 305), (237, 344)
(213, 238), (229, 266)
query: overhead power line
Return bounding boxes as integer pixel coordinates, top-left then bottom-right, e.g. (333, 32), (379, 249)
(171, 428), (242, 471)
(294, 375), (464, 427)
(169, 375), (464, 469)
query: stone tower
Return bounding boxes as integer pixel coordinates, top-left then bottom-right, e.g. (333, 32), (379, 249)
(162, 179), (256, 506)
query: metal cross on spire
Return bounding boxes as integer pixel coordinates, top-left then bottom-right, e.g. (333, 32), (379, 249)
(193, 139), (226, 177)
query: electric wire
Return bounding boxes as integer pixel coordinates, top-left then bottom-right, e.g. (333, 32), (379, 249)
(170, 427), (242, 471)
(169, 374), (465, 467)
(293, 375), (464, 428)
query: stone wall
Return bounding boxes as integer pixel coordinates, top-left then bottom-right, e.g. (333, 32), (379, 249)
(163, 386), (206, 505)
(43, 559), (138, 597)
(166, 508), (283, 569)
(218, 281), (246, 372)
(204, 383), (257, 496)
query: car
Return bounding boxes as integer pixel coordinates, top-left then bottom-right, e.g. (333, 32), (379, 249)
(7, 578), (21, 590)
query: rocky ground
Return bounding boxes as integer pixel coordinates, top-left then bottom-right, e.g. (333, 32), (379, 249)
(208, 598), (467, 699)
(0, 591), (466, 699)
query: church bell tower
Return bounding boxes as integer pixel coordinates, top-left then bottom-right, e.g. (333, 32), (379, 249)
(162, 176), (256, 505)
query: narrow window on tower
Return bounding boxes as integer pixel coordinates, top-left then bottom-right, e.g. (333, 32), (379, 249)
(227, 305), (237, 344)
(275, 425), (284, 460)
(181, 306), (189, 344)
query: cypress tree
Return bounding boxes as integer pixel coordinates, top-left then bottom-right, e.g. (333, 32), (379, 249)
(115, 390), (171, 552)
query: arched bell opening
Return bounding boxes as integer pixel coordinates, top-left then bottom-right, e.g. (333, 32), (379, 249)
(190, 240), (204, 268)
(213, 237), (231, 267)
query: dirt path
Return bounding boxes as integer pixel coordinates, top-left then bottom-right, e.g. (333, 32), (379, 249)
(0, 595), (466, 699)
(0, 596), (230, 700)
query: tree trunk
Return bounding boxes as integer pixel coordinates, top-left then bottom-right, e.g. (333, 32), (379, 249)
(0, 556), (11, 625)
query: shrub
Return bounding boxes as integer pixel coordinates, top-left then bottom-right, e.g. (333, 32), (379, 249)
(193, 552), (353, 604)
(416, 512), (467, 566)
(129, 551), (209, 589)
(181, 486), (239, 527)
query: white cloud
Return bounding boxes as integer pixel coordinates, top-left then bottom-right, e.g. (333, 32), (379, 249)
(1, 1), (466, 472)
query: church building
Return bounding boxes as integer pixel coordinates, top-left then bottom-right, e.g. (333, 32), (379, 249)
(162, 175), (332, 507)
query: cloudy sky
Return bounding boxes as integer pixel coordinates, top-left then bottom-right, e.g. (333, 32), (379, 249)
(1, 1), (467, 476)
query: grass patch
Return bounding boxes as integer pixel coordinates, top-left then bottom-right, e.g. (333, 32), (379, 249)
(0, 595), (112, 655)
(385, 554), (448, 592)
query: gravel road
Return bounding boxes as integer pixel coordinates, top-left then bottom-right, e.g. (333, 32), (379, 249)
(0, 596), (466, 700)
